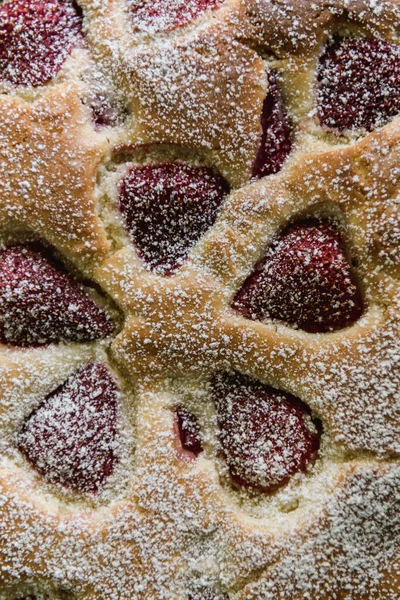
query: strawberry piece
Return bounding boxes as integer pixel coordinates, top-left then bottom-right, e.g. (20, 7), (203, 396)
(232, 222), (363, 333)
(89, 94), (127, 129)
(119, 163), (229, 275)
(130, 0), (221, 32)
(317, 37), (400, 132)
(175, 406), (203, 458)
(0, 0), (82, 87)
(213, 372), (321, 492)
(0, 245), (115, 346)
(252, 71), (292, 179)
(18, 363), (120, 494)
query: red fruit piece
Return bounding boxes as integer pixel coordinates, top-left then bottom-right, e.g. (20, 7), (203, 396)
(213, 372), (321, 492)
(89, 94), (127, 129)
(317, 37), (400, 132)
(17, 363), (120, 494)
(252, 71), (292, 180)
(0, 0), (82, 87)
(175, 406), (203, 459)
(0, 245), (115, 346)
(232, 222), (363, 333)
(119, 163), (229, 276)
(130, 0), (221, 33)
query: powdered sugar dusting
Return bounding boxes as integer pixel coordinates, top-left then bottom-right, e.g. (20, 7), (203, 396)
(17, 362), (120, 494)
(0, 0), (398, 597)
(130, 0), (223, 34)
(231, 221), (363, 333)
(0, 83), (110, 268)
(0, 0), (82, 87)
(0, 245), (115, 346)
(241, 466), (400, 599)
(317, 37), (400, 132)
(213, 371), (320, 491)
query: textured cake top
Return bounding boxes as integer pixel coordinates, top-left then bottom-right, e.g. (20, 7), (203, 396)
(0, 0), (399, 599)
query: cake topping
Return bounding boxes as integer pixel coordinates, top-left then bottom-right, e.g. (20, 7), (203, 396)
(17, 363), (120, 494)
(317, 37), (400, 132)
(0, 0), (397, 595)
(232, 222), (363, 333)
(119, 163), (229, 276)
(0, 0), (82, 87)
(252, 71), (292, 179)
(89, 93), (127, 129)
(130, 0), (222, 33)
(0, 245), (115, 346)
(213, 372), (321, 492)
(175, 406), (203, 459)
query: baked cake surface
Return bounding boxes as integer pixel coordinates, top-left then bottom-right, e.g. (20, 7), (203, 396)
(0, 0), (399, 598)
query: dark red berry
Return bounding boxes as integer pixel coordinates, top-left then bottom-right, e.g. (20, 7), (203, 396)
(0, 0), (82, 87)
(0, 245), (115, 346)
(213, 372), (321, 492)
(18, 363), (120, 494)
(130, 0), (221, 32)
(119, 163), (229, 276)
(252, 71), (292, 180)
(232, 222), (363, 333)
(317, 37), (400, 132)
(175, 406), (203, 459)
(89, 94), (127, 129)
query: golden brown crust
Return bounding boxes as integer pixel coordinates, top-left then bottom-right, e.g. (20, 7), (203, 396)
(244, 0), (400, 55)
(127, 35), (267, 187)
(96, 122), (400, 458)
(81, 0), (268, 186)
(0, 83), (110, 271)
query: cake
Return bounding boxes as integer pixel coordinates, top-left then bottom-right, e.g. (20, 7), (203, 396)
(0, 0), (399, 598)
